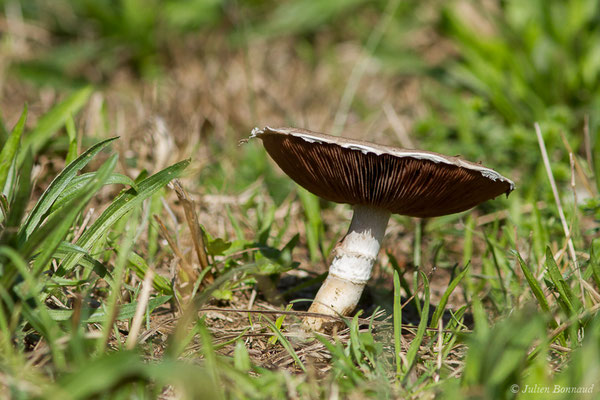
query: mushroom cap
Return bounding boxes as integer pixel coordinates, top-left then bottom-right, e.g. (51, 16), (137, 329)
(250, 126), (515, 218)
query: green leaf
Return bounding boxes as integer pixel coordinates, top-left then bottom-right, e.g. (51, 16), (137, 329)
(19, 86), (93, 164)
(53, 242), (111, 280)
(0, 111), (9, 145)
(65, 114), (78, 164)
(0, 105), (27, 194)
(264, 316), (306, 372)
(393, 269), (402, 375)
(206, 236), (232, 256)
(20, 137), (118, 240)
(4, 149), (33, 232)
(296, 186), (323, 262)
(0, 246), (66, 368)
(233, 340), (251, 372)
(27, 154), (117, 277)
(590, 245), (600, 290)
(50, 172), (137, 213)
(518, 253), (551, 312)
(403, 271), (429, 377)
(59, 159), (190, 272)
(430, 265), (469, 329)
(127, 251), (173, 295)
(545, 247), (581, 315)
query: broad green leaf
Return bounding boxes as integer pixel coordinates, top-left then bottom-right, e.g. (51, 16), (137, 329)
(20, 137), (118, 240)
(60, 159), (190, 272)
(50, 172), (137, 213)
(28, 154), (117, 277)
(53, 242), (110, 279)
(206, 236), (232, 256)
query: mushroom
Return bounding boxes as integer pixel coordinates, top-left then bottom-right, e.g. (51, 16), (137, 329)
(249, 126), (514, 331)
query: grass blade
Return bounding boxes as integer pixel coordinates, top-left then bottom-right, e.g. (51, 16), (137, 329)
(264, 317), (306, 372)
(0, 105), (27, 193)
(296, 186), (323, 262)
(403, 271), (429, 378)
(393, 269), (402, 375)
(29, 154), (118, 276)
(50, 172), (136, 213)
(430, 265), (469, 329)
(545, 247), (581, 316)
(590, 245), (600, 290)
(54, 242), (111, 279)
(59, 158), (190, 272)
(20, 137), (118, 240)
(127, 251), (174, 295)
(65, 114), (78, 164)
(517, 253), (551, 312)
(4, 148), (33, 231)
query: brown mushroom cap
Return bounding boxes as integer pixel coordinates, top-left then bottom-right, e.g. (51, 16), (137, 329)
(251, 126), (514, 218)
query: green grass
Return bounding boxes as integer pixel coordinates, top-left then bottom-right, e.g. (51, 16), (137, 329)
(1, 0), (600, 399)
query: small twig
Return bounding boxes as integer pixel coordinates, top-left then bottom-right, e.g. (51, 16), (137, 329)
(247, 289), (257, 310)
(383, 102), (414, 149)
(126, 269), (154, 349)
(549, 343), (572, 353)
(476, 201), (546, 226)
(161, 197), (180, 243)
(73, 208), (94, 242)
(172, 180), (213, 280)
(534, 123), (583, 298)
(560, 131), (594, 195)
(154, 215), (197, 281)
(548, 302), (600, 339)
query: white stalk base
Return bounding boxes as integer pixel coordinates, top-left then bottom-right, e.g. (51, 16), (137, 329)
(304, 205), (390, 332)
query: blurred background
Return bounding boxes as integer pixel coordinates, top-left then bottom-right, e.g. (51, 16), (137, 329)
(2, 0), (599, 200)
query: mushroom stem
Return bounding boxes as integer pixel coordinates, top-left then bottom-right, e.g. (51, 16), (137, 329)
(304, 205), (390, 331)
